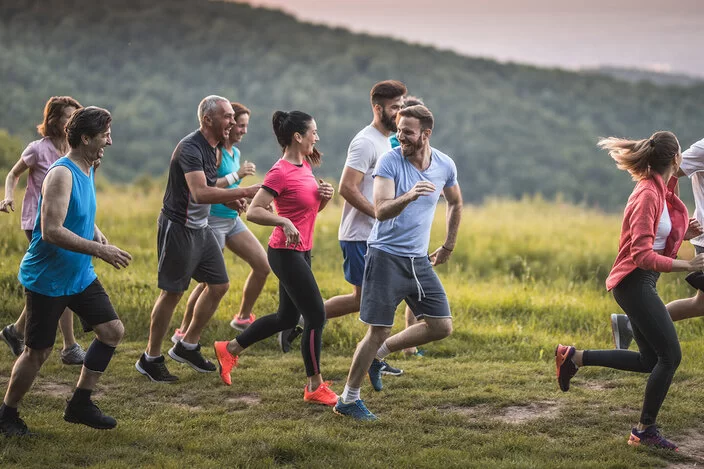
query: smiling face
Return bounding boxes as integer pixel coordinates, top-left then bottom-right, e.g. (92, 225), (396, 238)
(206, 100), (235, 143)
(229, 113), (249, 144)
(83, 124), (112, 164)
(296, 119), (319, 156)
(396, 116), (429, 157)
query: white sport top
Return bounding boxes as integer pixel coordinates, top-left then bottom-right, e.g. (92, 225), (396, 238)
(653, 204), (671, 251)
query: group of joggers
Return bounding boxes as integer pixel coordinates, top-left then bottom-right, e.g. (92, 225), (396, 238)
(0, 81), (703, 452)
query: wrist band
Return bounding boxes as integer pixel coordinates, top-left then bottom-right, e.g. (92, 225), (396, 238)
(441, 245), (453, 252)
(225, 172), (239, 185)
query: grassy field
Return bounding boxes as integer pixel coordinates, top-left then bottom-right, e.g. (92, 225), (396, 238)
(1, 183), (704, 468)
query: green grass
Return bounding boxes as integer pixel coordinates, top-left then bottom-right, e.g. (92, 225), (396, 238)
(1, 185), (703, 468)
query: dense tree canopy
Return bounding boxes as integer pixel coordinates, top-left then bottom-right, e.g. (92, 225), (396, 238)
(1, 0), (703, 209)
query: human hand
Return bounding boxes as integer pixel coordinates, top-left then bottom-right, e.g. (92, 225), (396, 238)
(429, 245), (452, 266)
(318, 179), (334, 200)
(685, 218), (703, 240)
(281, 219), (300, 247)
(0, 198), (14, 213)
(407, 181), (436, 201)
(98, 244), (132, 269)
(237, 161), (256, 179)
(225, 198), (247, 213)
(243, 184), (261, 198)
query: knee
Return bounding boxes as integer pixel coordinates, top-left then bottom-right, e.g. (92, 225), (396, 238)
(368, 327), (392, 347)
(253, 262), (271, 278)
(663, 345), (682, 370)
(96, 320), (124, 347)
(25, 347), (51, 366)
(208, 282), (230, 299)
(429, 319), (453, 340)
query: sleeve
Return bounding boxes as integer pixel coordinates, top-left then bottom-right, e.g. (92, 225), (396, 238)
(444, 156), (459, 188)
(262, 164), (285, 197)
(628, 189), (674, 272)
(20, 141), (38, 168)
(679, 137), (704, 177)
(372, 151), (396, 180)
(345, 137), (375, 173)
(178, 141), (205, 174)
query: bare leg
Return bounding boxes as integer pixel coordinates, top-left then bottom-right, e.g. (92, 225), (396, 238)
(3, 347), (52, 407)
(383, 317), (453, 354)
(179, 283), (206, 332)
(13, 306), (27, 338)
(226, 230), (270, 320)
(345, 326), (392, 389)
(145, 291), (183, 357)
(58, 308), (77, 350)
(182, 283), (229, 344)
(666, 290), (704, 322)
(403, 305), (419, 355)
(324, 285), (362, 319)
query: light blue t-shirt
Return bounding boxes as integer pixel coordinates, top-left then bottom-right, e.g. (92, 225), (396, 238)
(19, 157), (97, 296)
(368, 147), (458, 257)
(210, 145), (242, 219)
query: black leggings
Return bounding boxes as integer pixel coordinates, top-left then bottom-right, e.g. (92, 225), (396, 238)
(582, 268), (681, 425)
(235, 248), (325, 377)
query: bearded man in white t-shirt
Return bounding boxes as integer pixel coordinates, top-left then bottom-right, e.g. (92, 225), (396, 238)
(611, 137), (704, 349)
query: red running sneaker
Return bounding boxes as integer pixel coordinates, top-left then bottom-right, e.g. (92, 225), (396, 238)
(213, 341), (238, 386)
(303, 381), (338, 406)
(555, 344), (578, 392)
(230, 314), (256, 331)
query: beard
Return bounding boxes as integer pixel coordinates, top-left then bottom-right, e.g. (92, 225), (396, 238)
(380, 109), (397, 133)
(400, 137), (422, 157)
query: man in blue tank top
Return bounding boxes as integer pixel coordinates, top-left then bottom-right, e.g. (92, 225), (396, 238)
(0, 107), (133, 436)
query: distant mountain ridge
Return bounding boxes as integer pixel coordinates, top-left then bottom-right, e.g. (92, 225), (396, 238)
(589, 66), (703, 87)
(1, 0), (703, 210)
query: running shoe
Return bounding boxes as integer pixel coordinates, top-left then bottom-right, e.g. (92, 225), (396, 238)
(213, 341), (238, 386)
(610, 314), (633, 350)
(368, 358), (384, 391)
(628, 426), (678, 451)
(555, 344), (578, 392)
(135, 354), (179, 383)
(404, 348), (426, 358)
(170, 328), (185, 345)
(0, 411), (31, 436)
(333, 397), (378, 421)
(685, 270), (704, 292)
(168, 342), (216, 372)
(379, 361), (404, 376)
(60, 343), (86, 365)
(1, 324), (24, 357)
(278, 325), (303, 353)
(303, 381), (338, 406)
(230, 313), (256, 331)
(64, 398), (117, 430)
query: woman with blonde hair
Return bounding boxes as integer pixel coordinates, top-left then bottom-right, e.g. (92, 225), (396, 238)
(556, 131), (704, 451)
(0, 96), (86, 364)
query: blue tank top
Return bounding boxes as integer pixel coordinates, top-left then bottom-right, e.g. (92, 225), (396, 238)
(18, 157), (97, 296)
(210, 145), (241, 219)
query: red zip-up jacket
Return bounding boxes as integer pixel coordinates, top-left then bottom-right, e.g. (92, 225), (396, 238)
(605, 173), (689, 291)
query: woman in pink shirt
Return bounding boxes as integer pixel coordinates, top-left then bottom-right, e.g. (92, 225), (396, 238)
(555, 131), (704, 451)
(0, 96), (86, 365)
(214, 110), (339, 407)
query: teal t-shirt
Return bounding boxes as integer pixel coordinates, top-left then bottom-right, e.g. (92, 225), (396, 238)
(210, 145), (242, 219)
(389, 134), (400, 148)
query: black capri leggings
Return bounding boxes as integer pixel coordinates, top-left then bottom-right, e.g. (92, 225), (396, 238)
(582, 268), (681, 425)
(235, 248), (325, 377)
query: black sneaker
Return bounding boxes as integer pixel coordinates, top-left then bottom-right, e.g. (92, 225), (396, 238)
(379, 360), (404, 376)
(1, 324), (24, 357)
(278, 325), (303, 353)
(64, 398), (116, 430)
(168, 342), (216, 373)
(0, 412), (31, 437)
(135, 354), (179, 383)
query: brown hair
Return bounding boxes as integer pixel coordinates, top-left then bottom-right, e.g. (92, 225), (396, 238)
(599, 131), (680, 181)
(402, 95), (424, 108)
(370, 80), (407, 106)
(37, 96), (82, 138)
(65, 106), (112, 149)
(272, 110), (321, 166)
(398, 104), (434, 130)
(231, 102), (251, 120)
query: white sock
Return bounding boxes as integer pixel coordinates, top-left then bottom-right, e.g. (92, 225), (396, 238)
(341, 385), (360, 404)
(144, 352), (161, 362)
(376, 342), (391, 360)
(181, 340), (198, 350)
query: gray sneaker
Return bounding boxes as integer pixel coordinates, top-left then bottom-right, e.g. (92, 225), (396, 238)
(1, 324), (24, 357)
(610, 314), (633, 350)
(61, 343), (86, 365)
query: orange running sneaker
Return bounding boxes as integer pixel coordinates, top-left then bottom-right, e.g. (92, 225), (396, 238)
(303, 381), (338, 406)
(213, 341), (238, 386)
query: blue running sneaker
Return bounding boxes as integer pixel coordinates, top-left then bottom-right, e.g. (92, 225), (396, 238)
(368, 358), (384, 391)
(333, 397), (377, 421)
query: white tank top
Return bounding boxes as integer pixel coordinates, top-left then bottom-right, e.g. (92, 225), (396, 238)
(653, 204), (671, 250)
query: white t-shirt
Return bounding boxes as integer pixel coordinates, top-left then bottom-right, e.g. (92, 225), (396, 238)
(338, 125), (391, 241)
(679, 137), (704, 246)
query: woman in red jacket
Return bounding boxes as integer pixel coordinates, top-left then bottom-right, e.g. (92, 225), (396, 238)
(555, 131), (704, 451)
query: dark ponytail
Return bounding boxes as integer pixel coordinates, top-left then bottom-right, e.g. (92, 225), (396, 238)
(271, 110), (322, 166)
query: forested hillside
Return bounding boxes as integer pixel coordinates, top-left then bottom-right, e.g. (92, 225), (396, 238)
(1, 0), (703, 209)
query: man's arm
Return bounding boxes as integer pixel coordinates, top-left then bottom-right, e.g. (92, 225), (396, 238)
(184, 170), (259, 204)
(339, 166), (375, 218)
(429, 184), (463, 266)
(374, 176), (436, 221)
(41, 167), (131, 269)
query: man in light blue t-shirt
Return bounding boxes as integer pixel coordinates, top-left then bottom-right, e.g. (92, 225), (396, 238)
(334, 104), (463, 420)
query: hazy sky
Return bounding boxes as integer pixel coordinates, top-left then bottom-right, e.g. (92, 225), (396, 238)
(238, 0), (704, 77)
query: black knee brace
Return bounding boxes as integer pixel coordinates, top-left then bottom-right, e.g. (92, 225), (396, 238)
(83, 339), (116, 373)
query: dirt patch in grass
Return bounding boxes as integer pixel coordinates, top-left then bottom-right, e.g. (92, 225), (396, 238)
(446, 400), (563, 424)
(171, 403), (204, 412)
(581, 381), (618, 391)
(35, 381), (74, 397)
(671, 429), (704, 466)
(225, 394), (261, 407)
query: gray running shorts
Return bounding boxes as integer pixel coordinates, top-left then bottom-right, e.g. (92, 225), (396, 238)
(208, 216), (249, 250)
(359, 247), (451, 327)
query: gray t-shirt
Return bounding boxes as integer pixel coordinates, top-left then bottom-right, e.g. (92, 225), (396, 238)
(368, 147), (458, 257)
(679, 137), (704, 246)
(338, 125), (392, 242)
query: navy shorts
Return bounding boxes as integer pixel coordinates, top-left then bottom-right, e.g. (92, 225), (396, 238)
(340, 240), (367, 287)
(359, 247), (451, 327)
